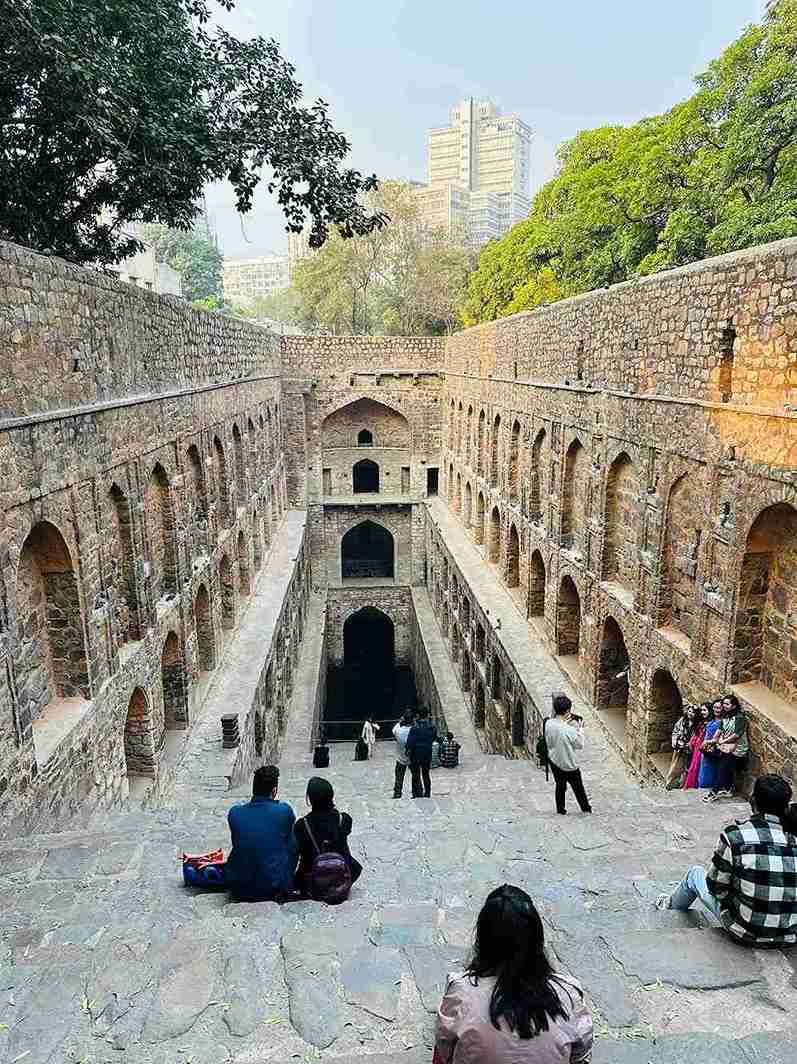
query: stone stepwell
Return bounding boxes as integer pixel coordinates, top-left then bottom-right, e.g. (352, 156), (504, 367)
(2, 699), (796, 1063)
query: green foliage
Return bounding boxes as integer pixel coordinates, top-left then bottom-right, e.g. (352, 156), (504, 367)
(289, 181), (475, 335)
(141, 218), (222, 302)
(464, 0), (797, 323)
(0, 0), (385, 266)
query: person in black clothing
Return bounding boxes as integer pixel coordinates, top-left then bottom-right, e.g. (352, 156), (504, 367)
(293, 776), (362, 895)
(406, 706), (438, 798)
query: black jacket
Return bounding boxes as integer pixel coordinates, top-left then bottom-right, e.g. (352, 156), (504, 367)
(406, 720), (438, 762)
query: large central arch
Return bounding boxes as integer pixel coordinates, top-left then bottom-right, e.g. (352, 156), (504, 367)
(341, 520), (395, 580)
(353, 458), (379, 494)
(344, 606), (395, 675)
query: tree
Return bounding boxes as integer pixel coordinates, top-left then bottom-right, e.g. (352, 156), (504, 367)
(140, 218), (222, 302)
(290, 181), (474, 335)
(0, 0), (386, 266)
(464, 0), (797, 323)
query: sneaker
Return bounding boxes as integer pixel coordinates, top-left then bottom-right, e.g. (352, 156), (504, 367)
(655, 893), (671, 912)
(714, 789), (734, 800)
(703, 791), (719, 802)
(556, 809), (568, 815)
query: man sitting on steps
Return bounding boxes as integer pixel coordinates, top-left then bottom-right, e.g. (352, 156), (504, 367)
(656, 774), (797, 948)
(226, 765), (298, 902)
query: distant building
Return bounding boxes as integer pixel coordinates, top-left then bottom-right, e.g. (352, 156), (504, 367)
(223, 254), (291, 306)
(113, 226), (182, 296)
(420, 98), (532, 245)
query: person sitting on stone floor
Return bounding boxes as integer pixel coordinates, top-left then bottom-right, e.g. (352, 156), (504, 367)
(225, 764), (299, 903)
(703, 694), (750, 802)
(294, 776), (362, 900)
(434, 883), (593, 1064)
(656, 773), (797, 948)
(439, 731), (461, 769)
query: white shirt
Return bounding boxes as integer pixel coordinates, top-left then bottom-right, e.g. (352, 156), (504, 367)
(545, 716), (584, 772)
(362, 721), (378, 746)
(393, 722), (411, 765)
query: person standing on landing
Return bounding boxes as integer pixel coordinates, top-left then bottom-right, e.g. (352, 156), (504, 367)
(406, 705), (438, 799)
(361, 717), (379, 760)
(392, 711), (413, 798)
(545, 694), (592, 816)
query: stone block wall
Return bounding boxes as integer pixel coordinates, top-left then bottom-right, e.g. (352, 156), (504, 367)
(440, 239), (797, 784)
(325, 586), (413, 666)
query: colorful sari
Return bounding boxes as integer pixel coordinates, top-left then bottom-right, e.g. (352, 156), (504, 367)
(698, 719), (721, 789)
(684, 723), (706, 789)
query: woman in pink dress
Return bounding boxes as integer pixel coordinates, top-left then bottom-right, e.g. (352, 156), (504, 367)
(434, 884), (593, 1063)
(683, 703), (709, 789)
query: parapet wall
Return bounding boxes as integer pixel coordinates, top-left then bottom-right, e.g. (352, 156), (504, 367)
(447, 237), (797, 410)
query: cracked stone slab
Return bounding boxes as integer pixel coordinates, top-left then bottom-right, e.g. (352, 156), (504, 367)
(341, 946), (402, 1020)
(603, 929), (763, 990)
(560, 821), (615, 851)
(143, 929), (219, 1043)
(38, 845), (98, 880)
(551, 933), (640, 1028)
(404, 945), (467, 1012)
(281, 940), (343, 1049)
(222, 944), (263, 1037)
(370, 904), (441, 947)
(1, 849), (48, 879)
(739, 1030), (797, 1063)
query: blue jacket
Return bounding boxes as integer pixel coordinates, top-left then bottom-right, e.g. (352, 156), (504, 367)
(226, 796), (297, 900)
(406, 720), (438, 762)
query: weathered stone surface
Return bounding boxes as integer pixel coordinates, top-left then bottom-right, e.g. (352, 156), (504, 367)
(223, 944), (263, 1037)
(404, 945), (467, 1012)
(370, 904), (441, 947)
(143, 930), (219, 1043)
(281, 942), (343, 1049)
(341, 946), (402, 1020)
(603, 929), (763, 990)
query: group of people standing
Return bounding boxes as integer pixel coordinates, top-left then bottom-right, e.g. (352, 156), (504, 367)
(392, 707), (461, 798)
(666, 694), (750, 800)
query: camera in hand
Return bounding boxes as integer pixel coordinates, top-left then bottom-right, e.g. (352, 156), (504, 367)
(568, 713), (584, 724)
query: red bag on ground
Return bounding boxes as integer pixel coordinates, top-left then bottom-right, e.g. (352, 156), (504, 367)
(182, 849), (226, 888)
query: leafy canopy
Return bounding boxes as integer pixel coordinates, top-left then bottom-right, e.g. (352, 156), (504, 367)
(140, 218), (222, 303)
(0, 0), (386, 265)
(462, 0), (797, 324)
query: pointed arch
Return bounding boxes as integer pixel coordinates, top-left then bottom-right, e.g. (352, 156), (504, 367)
(219, 552), (236, 629)
(186, 444), (208, 557)
(557, 576), (581, 656)
(529, 428), (545, 519)
(466, 405), (473, 465)
(213, 435), (231, 527)
(506, 523), (520, 588)
(194, 583), (216, 672)
(475, 492), (486, 545)
(509, 420), (521, 503)
(604, 452), (638, 587)
(490, 414), (501, 487)
(341, 520), (394, 580)
(108, 483), (139, 642)
(353, 458), (379, 494)
(529, 550), (546, 618)
(597, 616), (630, 711)
(145, 463), (176, 600)
(488, 506), (501, 564)
(464, 481), (473, 527)
(477, 409), (486, 476)
(562, 438), (586, 550)
(161, 631), (188, 730)
(237, 529), (251, 597)
(232, 423), (245, 505)
(659, 473), (700, 639)
(124, 686), (155, 778)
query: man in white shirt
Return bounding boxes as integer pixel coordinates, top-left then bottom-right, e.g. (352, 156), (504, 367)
(392, 712), (413, 798)
(545, 693), (592, 815)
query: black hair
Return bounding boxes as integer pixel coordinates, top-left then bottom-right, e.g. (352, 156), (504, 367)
(401, 711), (414, 726)
(722, 694), (742, 714)
(306, 776), (335, 812)
(752, 774), (792, 817)
(552, 694), (571, 716)
(446, 731), (454, 740)
(465, 884), (575, 1040)
(417, 706), (429, 719)
(782, 803), (797, 837)
(253, 764), (279, 797)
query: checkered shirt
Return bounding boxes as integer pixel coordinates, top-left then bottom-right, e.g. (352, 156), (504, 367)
(707, 813), (797, 947)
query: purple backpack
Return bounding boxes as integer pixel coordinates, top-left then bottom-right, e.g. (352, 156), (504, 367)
(303, 814), (352, 905)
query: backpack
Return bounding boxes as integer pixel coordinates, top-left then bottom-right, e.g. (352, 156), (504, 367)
(354, 737), (368, 761)
(536, 719), (549, 780)
(303, 814), (352, 905)
(313, 744), (330, 768)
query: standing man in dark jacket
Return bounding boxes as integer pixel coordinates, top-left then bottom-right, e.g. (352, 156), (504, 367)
(226, 765), (298, 901)
(406, 706), (437, 798)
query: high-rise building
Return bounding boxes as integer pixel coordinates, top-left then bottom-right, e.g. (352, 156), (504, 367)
(222, 254), (290, 306)
(423, 98), (532, 245)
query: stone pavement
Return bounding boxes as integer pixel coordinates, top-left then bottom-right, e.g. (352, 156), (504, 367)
(2, 720), (796, 1062)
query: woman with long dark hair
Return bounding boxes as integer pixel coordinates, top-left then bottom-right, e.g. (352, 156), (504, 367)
(434, 884), (593, 1063)
(293, 776), (362, 899)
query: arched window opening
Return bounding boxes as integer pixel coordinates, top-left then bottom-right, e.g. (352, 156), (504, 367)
(557, 576), (581, 657)
(475, 492), (486, 545)
(109, 484), (139, 642)
(474, 682), (486, 728)
(457, 402), (463, 453)
(219, 553), (236, 629)
(214, 436), (231, 527)
(597, 617), (630, 714)
(449, 402), (456, 449)
(464, 482), (473, 527)
(604, 452), (638, 589)
(186, 444), (208, 556)
(194, 584), (215, 672)
(341, 520), (395, 580)
(529, 550), (546, 618)
(357, 429), (374, 446)
(124, 687), (155, 779)
(488, 507), (501, 564)
(562, 439), (586, 552)
(490, 415), (501, 487)
(732, 502), (797, 703)
(16, 521), (90, 720)
(477, 410), (486, 476)
(649, 669), (683, 755)
(462, 654), (471, 692)
(506, 524), (520, 588)
(509, 420), (521, 503)
(491, 656), (503, 703)
(659, 474), (700, 639)
(512, 701), (525, 748)
(232, 423), (245, 504)
(353, 458), (379, 494)
(237, 530), (251, 597)
(466, 406), (473, 465)
(474, 622), (485, 662)
(161, 632), (188, 731)
(719, 322), (736, 403)
(529, 428), (545, 520)
(145, 464), (177, 600)
(454, 473), (462, 513)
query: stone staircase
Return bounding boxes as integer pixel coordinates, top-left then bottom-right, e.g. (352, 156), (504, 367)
(2, 715), (797, 1063)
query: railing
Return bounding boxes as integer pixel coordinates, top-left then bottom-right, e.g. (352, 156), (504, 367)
(316, 717), (399, 744)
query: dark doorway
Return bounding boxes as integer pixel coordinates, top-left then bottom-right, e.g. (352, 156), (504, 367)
(598, 616), (630, 709)
(427, 467), (439, 496)
(353, 458), (379, 493)
(341, 520), (394, 580)
(358, 429), (373, 446)
(512, 701), (525, 747)
(324, 607), (415, 741)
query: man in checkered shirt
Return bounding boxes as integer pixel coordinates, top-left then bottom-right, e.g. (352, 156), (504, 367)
(656, 774), (797, 947)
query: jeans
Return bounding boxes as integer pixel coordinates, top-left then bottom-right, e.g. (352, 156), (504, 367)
(714, 752), (746, 792)
(669, 864), (723, 920)
(394, 761), (408, 797)
(410, 756), (432, 798)
(549, 762), (591, 813)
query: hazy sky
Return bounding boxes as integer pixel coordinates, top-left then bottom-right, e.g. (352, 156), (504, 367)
(206, 0), (769, 259)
